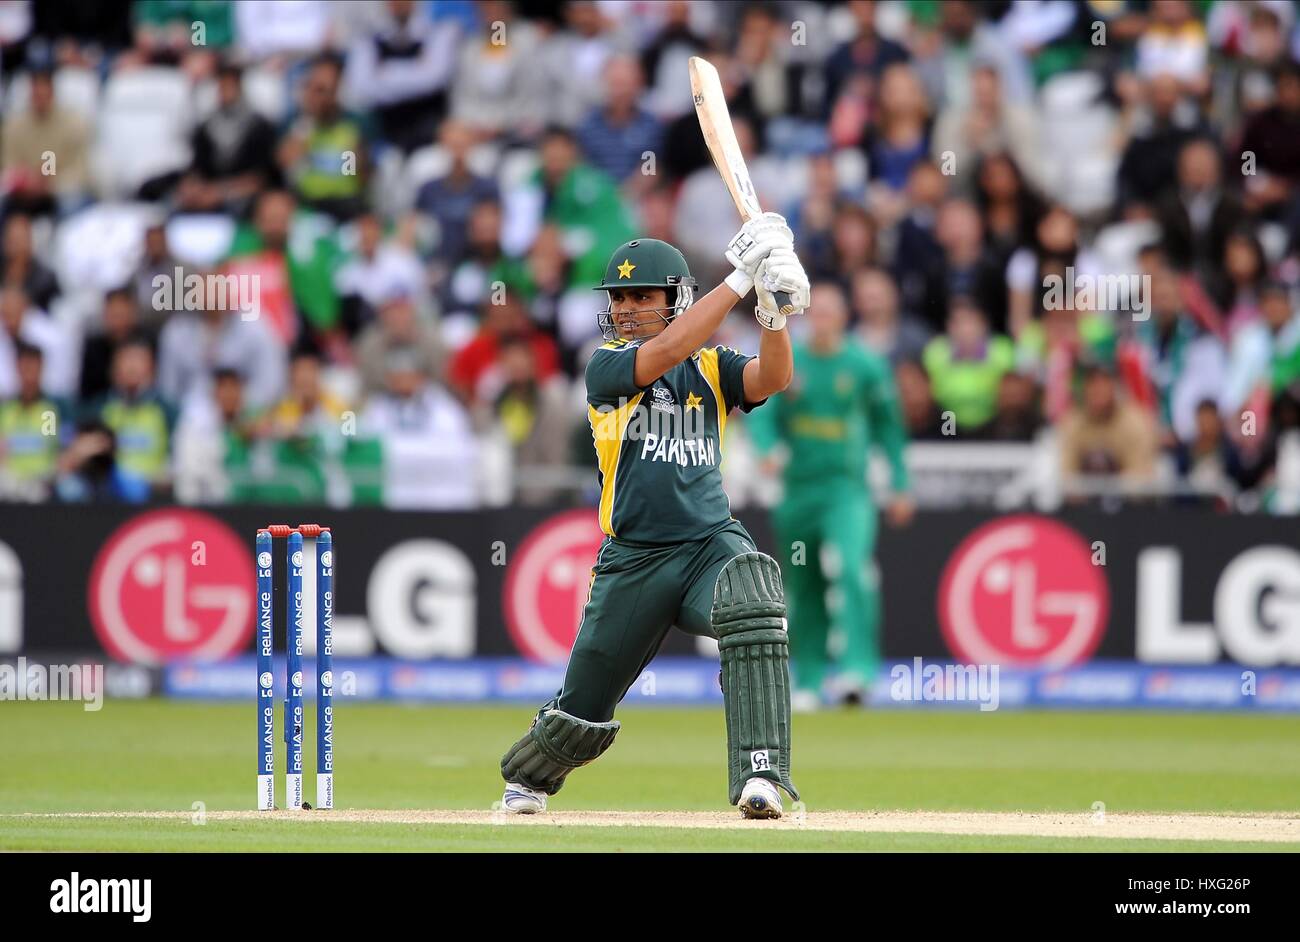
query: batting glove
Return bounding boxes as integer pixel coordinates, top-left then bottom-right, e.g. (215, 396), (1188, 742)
(754, 248), (810, 330)
(725, 212), (794, 286)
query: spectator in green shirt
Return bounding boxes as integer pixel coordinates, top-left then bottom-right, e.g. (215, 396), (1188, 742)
(130, 0), (235, 70)
(277, 54), (371, 222)
(226, 188), (346, 354)
(0, 342), (65, 494)
(534, 127), (636, 290)
(922, 296), (1015, 432)
(94, 339), (175, 489)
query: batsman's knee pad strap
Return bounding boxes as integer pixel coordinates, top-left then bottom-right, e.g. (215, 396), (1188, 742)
(500, 708), (620, 795)
(713, 553), (799, 804)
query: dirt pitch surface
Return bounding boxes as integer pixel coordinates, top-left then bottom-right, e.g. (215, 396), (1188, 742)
(16, 810), (1300, 844)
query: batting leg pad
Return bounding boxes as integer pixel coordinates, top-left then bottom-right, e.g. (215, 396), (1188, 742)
(714, 552), (800, 804)
(500, 708), (620, 796)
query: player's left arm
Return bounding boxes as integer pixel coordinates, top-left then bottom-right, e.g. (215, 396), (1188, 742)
(742, 325), (793, 403)
(741, 245), (809, 403)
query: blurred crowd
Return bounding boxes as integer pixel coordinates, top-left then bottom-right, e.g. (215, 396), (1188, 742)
(1, 0), (1299, 509)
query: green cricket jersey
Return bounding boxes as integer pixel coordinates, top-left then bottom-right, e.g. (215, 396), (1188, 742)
(748, 338), (909, 492)
(0, 396), (64, 480)
(586, 338), (762, 542)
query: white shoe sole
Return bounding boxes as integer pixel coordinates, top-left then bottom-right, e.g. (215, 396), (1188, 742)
(739, 791), (782, 820)
(502, 788), (546, 814)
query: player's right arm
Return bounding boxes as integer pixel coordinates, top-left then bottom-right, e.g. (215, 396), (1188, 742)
(632, 282), (747, 387)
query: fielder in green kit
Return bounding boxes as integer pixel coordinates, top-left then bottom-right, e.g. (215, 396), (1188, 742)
(748, 282), (913, 709)
(498, 213), (810, 818)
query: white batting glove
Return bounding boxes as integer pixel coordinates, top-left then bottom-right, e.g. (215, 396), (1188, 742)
(754, 247), (810, 330)
(725, 212), (794, 288)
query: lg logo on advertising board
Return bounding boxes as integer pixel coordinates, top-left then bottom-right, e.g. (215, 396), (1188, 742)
(503, 510), (606, 663)
(938, 516), (1300, 668)
(938, 516), (1108, 668)
(88, 510), (254, 663)
(1138, 546), (1300, 666)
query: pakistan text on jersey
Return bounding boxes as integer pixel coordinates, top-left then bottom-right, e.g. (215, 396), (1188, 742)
(638, 432), (718, 466)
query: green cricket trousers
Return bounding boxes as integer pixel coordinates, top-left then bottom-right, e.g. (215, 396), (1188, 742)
(772, 478), (880, 693)
(554, 518), (758, 722)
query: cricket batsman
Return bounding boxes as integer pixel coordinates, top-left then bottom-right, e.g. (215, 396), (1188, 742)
(499, 213), (810, 819)
(747, 282), (912, 709)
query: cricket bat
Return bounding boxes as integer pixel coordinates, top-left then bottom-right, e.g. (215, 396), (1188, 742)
(688, 55), (795, 315)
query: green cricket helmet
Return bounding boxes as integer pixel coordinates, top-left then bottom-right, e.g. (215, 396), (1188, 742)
(594, 238), (697, 341)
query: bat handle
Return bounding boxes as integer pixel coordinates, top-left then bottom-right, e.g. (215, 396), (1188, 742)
(773, 290), (796, 316)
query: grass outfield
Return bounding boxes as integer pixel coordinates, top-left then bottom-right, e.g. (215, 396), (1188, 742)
(1, 701), (1298, 851)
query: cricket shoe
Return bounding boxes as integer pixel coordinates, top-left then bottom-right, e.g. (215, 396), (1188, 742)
(738, 777), (782, 820)
(501, 782), (547, 814)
